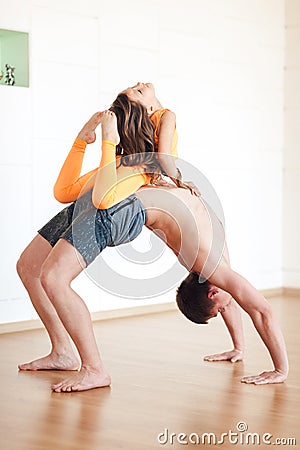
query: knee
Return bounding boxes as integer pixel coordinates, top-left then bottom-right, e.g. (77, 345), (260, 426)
(16, 255), (24, 279)
(40, 261), (67, 299)
(40, 264), (57, 296)
(16, 252), (33, 285)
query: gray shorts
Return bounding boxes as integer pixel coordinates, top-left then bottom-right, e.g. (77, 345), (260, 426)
(38, 190), (146, 266)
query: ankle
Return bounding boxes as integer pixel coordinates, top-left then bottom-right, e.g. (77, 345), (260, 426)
(51, 346), (76, 358)
(81, 363), (105, 373)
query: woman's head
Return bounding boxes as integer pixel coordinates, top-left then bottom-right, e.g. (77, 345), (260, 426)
(109, 93), (161, 182)
(121, 82), (161, 114)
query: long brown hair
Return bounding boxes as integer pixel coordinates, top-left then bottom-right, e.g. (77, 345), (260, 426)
(109, 93), (162, 184)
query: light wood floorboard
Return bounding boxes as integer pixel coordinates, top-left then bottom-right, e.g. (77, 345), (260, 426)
(0, 296), (299, 449)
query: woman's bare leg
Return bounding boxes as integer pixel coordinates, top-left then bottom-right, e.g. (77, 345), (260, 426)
(39, 238), (111, 392)
(16, 235), (79, 370)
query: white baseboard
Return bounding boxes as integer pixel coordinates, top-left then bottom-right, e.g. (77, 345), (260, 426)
(1, 287), (299, 335)
(260, 287), (283, 298)
(282, 287), (300, 297)
(0, 301), (177, 335)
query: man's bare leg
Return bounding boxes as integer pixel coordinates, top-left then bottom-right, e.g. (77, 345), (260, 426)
(16, 113), (108, 373)
(39, 239), (111, 392)
(16, 235), (79, 370)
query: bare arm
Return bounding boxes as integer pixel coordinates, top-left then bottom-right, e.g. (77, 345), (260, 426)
(204, 244), (244, 362)
(209, 266), (289, 384)
(157, 111), (200, 195)
(157, 110), (179, 178)
(204, 299), (244, 362)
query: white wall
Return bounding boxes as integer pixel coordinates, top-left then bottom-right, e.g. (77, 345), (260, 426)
(283, 0), (300, 288)
(0, 0), (286, 324)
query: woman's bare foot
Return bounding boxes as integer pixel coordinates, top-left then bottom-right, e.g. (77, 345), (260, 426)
(51, 365), (111, 392)
(18, 352), (80, 371)
(99, 110), (120, 144)
(78, 112), (103, 144)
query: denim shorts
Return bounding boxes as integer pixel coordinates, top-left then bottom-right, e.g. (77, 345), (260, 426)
(38, 190), (146, 266)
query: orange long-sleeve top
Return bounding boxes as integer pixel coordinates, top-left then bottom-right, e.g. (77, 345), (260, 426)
(53, 137), (150, 209)
(54, 109), (177, 209)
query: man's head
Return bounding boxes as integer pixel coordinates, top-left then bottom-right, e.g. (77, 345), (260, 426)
(176, 272), (232, 324)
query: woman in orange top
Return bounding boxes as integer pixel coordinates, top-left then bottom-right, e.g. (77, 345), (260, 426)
(53, 94), (161, 209)
(52, 82), (199, 211)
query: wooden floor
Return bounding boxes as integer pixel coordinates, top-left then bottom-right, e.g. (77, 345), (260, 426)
(0, 296), (299, 449)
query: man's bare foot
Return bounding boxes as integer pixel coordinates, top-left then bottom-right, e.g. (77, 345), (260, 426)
(51, 366), (111, 392)
(78, 112), (103, 144)
(18, 352), (80, 371)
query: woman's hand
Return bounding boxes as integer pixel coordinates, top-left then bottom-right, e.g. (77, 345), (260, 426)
(170, 177), (201, 196)
(241, 370), (287, 385)
(78, 112), (103, 144)
(204, 348), (243, 363)
(100, 110), (120, 145)
(182, 180), (201, 196)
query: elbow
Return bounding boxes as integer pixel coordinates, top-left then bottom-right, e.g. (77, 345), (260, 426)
(250, 303), (274, 325)
(92, 191), (111, 210)
(259, 302), (273, 318)
(53, 185), (75, 204)
(262, 305), (276, 326)
(92, 192), (101, 209)
(53, 186), (67, 203)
